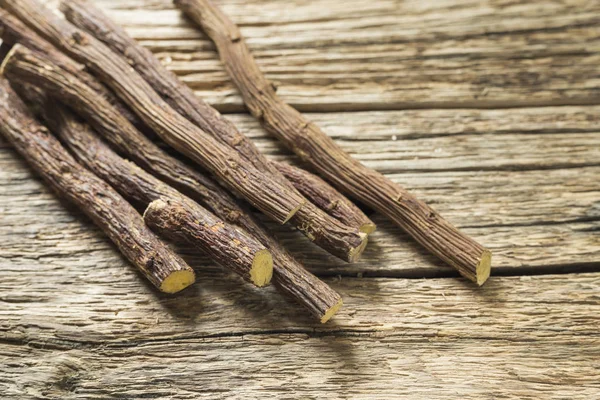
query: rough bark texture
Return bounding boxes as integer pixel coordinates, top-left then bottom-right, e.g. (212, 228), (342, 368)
(273, 161), (375, 233)
(175, 0), (491, 285)
(60, 0), (281, 180)
(0, 0), (309, 227)
(15, 89), (273, 288)
(0, 8), (150, 137)
(60, 0), (373, 253)
(0, 78), (195, 293)
(2, 45), (343, 321)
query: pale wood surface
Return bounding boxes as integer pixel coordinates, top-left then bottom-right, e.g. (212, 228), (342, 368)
(1, 0), (600, 398)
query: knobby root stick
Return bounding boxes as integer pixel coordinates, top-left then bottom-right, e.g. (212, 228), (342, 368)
(174, 0), (492, 285)
(273, 161), (376, 234)
(0, 0), (308, 228)
(0, 78), (195, 293)
(61, 0), (375, 261)
(3, 52), (342, 322)
(15, 90), (272, 287)
(0, 9), (151, 137)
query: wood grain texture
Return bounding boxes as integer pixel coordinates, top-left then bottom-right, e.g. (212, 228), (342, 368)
(1, 269), (599, 398)
(34, 0), (600, 112)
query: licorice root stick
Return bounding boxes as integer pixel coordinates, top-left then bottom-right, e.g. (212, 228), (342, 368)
(16, 89), (272, 287)
(174, 0), (492, 285)
(60, 0), (375, 236)
(0, 78), (195, 293)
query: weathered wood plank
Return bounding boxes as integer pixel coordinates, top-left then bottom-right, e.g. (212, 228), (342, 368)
(2, 337), (599, 399)
(38, 0), (600, 111)
(2, 253), (600, 341)
(1, 273), (599, 398)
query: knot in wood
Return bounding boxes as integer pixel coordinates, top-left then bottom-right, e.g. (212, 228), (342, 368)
(228, 32), (241, 43)
(71, 31), (88, 46)
(231, 134), (244, 147)
(227, 210), (242, 222)
(326, 200), (340, 211)
(145, 255), (156, 271)
(227, 159), (239, 169)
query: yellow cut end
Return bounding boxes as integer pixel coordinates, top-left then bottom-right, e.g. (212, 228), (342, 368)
(160, 269), (196, 294)
(348, 232), (369, 263)
(476, 250), (492, 286)
(250, 249), (273, 287)
(282, 200), (306, 224)
(320, 298), (343, 324)
(359, 222), (377, 235)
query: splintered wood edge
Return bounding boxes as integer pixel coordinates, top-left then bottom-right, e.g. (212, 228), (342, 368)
(348, 232), (369, 263)
(282, 200), (306, 224)
(359, 222), (377, 235)
(320, 298), (343, 324)
(160, 269), (196, 294)
(476, 250), (492, 286)
(250, 249), (273, 287)
(0, 44), (19, 76)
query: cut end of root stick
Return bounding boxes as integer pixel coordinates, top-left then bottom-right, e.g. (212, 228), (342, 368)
(347, 232), (369, 263)
(320, 298), (343, 324)
(159, 269), (196, 294)
(476, 250), (492, 286)
(250, 249), (273, 287)
(359, 222), (377, 235)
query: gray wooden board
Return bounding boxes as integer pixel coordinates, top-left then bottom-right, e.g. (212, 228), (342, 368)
(44, 0), (600, 112)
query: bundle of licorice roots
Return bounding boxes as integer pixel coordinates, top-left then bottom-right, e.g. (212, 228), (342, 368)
(0, 0), (491, 323)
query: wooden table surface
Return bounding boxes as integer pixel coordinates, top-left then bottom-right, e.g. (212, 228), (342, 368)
(1, 0), (599, 398)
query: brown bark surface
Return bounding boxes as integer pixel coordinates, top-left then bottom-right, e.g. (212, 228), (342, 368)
(273, 161), (375, 234)
(16, 89), (273, 287)
(174, 0), (492, 285)
(60, 0), (371, 259)
(0, 78), (195, 293)
(0, 8), (150, 137)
